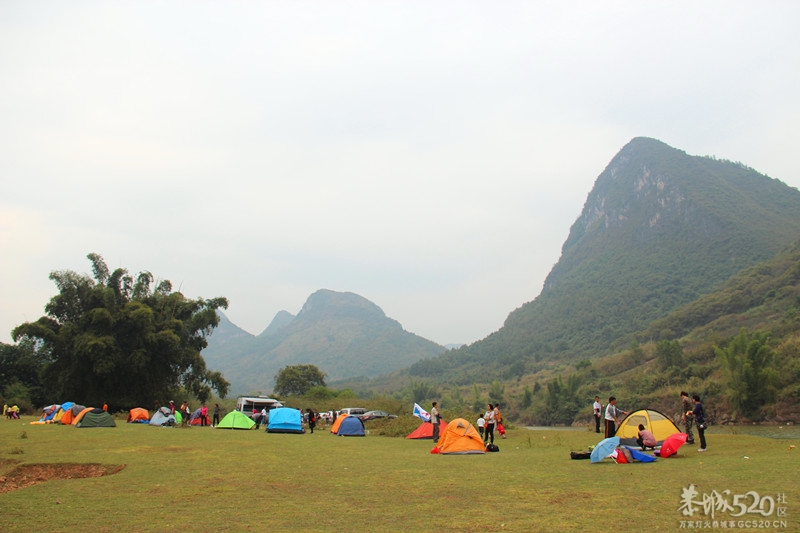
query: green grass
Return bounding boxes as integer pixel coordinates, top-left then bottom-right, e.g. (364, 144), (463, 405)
(1, 417), (798, 532)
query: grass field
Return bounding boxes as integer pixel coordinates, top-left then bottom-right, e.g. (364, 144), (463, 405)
(1, 416), (797, 533)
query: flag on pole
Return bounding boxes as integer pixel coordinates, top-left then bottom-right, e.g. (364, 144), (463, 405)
(413, 403), (430, 422)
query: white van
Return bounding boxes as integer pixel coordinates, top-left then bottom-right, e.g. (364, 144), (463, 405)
(235, 396), (283, 419)
(339, 407), (367, 418)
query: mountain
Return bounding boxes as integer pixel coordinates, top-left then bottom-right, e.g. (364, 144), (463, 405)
(257, 310), (295, 337)
(407, 137), (800, 384)
(202, 289), (445, 393)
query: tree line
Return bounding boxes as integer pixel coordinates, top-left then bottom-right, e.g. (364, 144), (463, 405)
(1, 253), (229, 412)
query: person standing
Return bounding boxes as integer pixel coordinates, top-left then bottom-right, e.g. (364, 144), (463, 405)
(169, 400), (176, 415)
(212, 403), (221, 427)
(604, 396), (628, 438)
(476, 413), (485, 438)
(430, 402), (441, 442)
(593, 396), (602, 434)
(307, 409), (316, 434)
(484, 404), (496, 445)
(181, 401), (190, 426)
(692, 394), (707, 452)
(680, 391), (695, 444)
(494, 404), (506, 439)
(200, 403), (209, 426)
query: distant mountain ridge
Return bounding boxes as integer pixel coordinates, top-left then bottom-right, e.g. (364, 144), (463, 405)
(407, 137), (800, 384)
(202, 289), (445, 393)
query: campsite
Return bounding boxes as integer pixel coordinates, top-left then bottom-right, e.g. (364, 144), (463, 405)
(1, 415), (797, 533)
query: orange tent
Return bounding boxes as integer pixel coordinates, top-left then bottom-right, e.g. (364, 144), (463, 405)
(72, 407), (94, 426)
(128, 408), (150, 423)
(436, 418), (486, 455)
(406, 420), (447, 439)
(330, 414), (350, 434)
(60, 409), (75, 425)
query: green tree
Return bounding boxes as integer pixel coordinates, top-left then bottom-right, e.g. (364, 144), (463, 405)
(656, 339), (684, 370)
(0, 339), (48, 406)
(716, 328), (779, 418)
(12, 253), (230, 409)
(407, 380), (436, 404)
(488, 380), (505, 406)
(520, 385), (533, 409)
(273, 364), (327, 396)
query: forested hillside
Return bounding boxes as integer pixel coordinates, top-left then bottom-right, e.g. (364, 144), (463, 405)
(406, 138), (800, 386)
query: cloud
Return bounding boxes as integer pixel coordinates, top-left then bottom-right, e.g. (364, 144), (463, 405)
(1, 2), (799, 345)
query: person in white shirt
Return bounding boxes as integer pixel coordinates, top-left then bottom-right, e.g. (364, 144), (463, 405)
(593, 396), (602, 434)
(483, 404), (496, 444)
(604, 396), (628, 438)
(430, 402), (441, 442)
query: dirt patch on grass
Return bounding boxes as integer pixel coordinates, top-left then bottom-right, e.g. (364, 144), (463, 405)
(0, 463), (126, 494)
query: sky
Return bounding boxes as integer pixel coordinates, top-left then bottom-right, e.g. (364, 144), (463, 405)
(2, 2), (799, 347)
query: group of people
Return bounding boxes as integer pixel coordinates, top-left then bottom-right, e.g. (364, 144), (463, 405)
(3, 403), (20, 419)
(427, 401), (505, 446)
(593, 391), (708, 452)
(159, 400), (219, 427)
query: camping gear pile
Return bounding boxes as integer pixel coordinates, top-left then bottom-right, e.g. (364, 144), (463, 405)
(29, 402), (114, 428)
(582, 408), (691, 464)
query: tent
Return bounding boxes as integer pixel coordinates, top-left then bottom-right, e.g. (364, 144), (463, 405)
(189, 407), (210, 426)
(336, 415), (365, 436)
(71, 406), (95, 426)
(330, 414), (348, 434)
(615, 409), (681, 446)
(128, 408), (150, 423)
(149, 407), (176, 426)
(60, 404), (86, 425)
(436, 418), (485, 454)
(216, 410), (256, 430)
(31, 404), (61, 425)
(267, 407), (305, 433)
(76, 409), (116, 428)
(406, 420), (447, 439)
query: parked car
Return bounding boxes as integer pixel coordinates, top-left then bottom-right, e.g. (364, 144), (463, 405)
(339, 407), (367, 418)
(361, 410), (397, 421)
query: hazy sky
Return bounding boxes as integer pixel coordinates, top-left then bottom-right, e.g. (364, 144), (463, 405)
(2, 2), (799, 347)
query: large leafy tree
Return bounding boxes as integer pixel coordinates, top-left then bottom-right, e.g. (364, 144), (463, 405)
(273, 364), (326, 396)
(716, 328), (779, 419)
(12, 253), (229, 409)
(0, 338), (48, 408)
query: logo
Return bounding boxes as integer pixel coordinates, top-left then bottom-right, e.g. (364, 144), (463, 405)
(678, 485), (789, 529)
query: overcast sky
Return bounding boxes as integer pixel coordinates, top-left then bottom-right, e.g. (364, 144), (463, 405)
(2, 2), (799, 347)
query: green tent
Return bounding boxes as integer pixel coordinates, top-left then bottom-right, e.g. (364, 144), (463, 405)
(174, 411), (183, 425)
(76, 409), (116, 428)
(216, 410), (255, 430)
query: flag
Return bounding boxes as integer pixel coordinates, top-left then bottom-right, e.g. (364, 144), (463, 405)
(413, 403), (430, 422)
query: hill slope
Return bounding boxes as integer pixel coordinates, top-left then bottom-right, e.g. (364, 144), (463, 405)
(202, 290), (445, 393)
(408, 137), (800, 384)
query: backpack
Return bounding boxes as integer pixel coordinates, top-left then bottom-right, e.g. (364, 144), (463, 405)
(486, 443), (500, 452)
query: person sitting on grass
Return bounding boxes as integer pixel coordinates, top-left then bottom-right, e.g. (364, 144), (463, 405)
(636, 424), (657, 450)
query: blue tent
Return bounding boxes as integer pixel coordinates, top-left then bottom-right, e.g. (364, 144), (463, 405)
(337, 415), (365, 437)
(267, 408), (304, 434)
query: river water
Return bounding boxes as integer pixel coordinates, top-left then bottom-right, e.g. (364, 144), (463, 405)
(525, 425), (800, 440)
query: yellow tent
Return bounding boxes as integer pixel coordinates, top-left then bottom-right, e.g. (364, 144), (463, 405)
(615, 409), (681, 444)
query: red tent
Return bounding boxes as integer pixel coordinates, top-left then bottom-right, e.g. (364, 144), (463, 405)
(405, 420), (446, 439)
